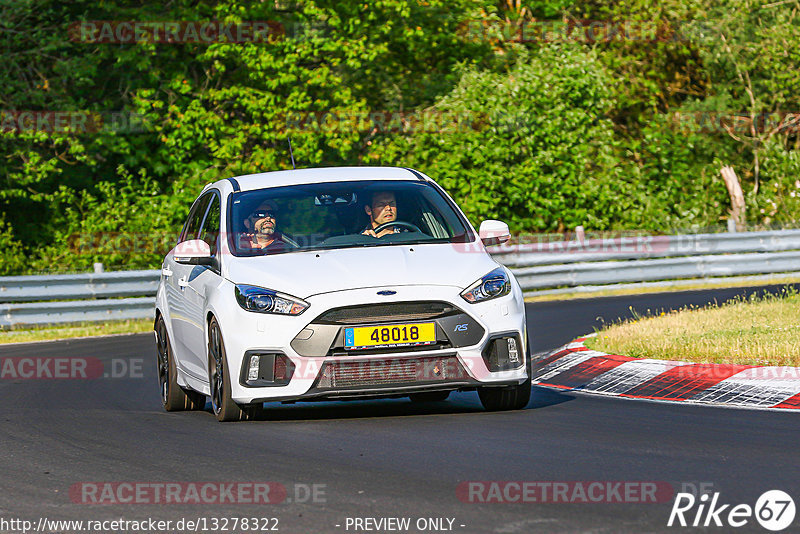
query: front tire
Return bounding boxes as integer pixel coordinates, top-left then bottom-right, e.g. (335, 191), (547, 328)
(155, 316), (205, 411)
(208, 317), (261, 422)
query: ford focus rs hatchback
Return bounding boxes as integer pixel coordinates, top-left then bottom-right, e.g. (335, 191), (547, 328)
(154, 166), (531, 421)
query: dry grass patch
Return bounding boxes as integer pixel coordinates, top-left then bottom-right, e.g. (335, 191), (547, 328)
(585, 290), (800, 366)
(0, 319), (153, 345)
(524, 275), (800, 302)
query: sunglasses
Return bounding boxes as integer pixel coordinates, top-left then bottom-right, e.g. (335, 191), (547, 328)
(250, 210), (276, 219)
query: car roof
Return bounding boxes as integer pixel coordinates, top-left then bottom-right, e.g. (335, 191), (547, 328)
(222, 166), (427, 192)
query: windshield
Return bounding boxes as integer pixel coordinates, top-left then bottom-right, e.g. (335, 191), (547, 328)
(227, 180), (472, 256)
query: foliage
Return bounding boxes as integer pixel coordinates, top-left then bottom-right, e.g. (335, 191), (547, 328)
(750, 138), (800, 228)
(1, 0), (799, 274)
(371, 45), (624, 232)
(676, 0), (800, 200)
(372, 47), (730, 232)
(0, 218), (26, 275)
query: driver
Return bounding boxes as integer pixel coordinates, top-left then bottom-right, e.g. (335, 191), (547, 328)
(362, 191), (402, 238)
(240, 200), (286, 252)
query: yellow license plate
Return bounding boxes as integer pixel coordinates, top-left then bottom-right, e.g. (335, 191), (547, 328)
(344, 322), (436, 350)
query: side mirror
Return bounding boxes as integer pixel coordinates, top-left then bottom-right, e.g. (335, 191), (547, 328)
(174, 239), (214, 265)
(479, 220), (511, 247)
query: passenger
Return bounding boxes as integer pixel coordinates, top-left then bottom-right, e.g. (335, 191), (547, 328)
(241, 200), (286, 252)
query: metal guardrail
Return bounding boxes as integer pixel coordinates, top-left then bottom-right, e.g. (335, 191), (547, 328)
(2, 229), (800, 327)
(0, 270), (159, 302)
(490, 229), (800, 266)
(512, 250), (800, 290)
(0, 269), (161, 327)
(0, 297), (155, 327)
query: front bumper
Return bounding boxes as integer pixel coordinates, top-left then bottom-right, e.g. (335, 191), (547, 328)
(219, 284), (527, 405)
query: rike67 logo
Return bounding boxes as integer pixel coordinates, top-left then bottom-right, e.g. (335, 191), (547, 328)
(668, 490), (796, 531)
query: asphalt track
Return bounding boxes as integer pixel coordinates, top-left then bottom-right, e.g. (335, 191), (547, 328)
(1, 285), (799, 534)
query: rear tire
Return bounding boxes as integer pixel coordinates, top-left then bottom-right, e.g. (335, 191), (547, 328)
(477, 338), (532, 411)
(409, 391), (451, 402)
(208, 317), (261, 422)
(155, 316), (205, 411)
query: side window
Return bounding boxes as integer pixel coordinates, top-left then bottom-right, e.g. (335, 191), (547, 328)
(180, 193), (212, 243)
(198, 194), (221, 254)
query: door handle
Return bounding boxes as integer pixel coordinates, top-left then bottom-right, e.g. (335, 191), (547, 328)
(161, 266), (173, 277)
(177, 277), (189, 288)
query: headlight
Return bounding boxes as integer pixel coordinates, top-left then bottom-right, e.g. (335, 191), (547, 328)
(235, 284), (309, 315)
(460, 267), (511, 303)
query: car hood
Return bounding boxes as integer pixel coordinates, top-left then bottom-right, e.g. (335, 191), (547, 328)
(225, 243), (500, 299)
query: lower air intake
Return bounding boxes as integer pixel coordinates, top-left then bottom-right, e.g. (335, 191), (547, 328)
(316, 355), (468, 389)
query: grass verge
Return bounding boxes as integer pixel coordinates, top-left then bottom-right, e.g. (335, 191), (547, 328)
(524, 275), (800, 302)
(0, 319), (153, 345)
(585, 288), (800, 366)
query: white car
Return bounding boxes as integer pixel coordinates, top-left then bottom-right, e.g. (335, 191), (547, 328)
(154, 166), (530, 421)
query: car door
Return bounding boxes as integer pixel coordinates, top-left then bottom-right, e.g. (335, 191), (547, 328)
(167, 192), (212, 375)
(180, 191), (223, 377)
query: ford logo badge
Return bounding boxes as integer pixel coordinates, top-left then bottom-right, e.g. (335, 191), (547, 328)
(377, 290), (397, 296)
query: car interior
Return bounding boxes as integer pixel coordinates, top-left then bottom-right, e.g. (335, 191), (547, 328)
(229, 183), (455, 255)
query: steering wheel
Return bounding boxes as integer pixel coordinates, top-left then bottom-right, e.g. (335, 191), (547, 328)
(373, 220), (422, 234)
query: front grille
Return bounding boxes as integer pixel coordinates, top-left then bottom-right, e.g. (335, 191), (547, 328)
(315, 355), (469, 389)
(314, 301), (456, 325)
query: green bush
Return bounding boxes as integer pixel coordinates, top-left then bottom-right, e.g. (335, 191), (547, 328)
(750, 139), (800, 228)
(370, 46), (731, 233)
(1, 0), (799, 275)
(371, 45), (625, 232)
(0, 218), (26, 276)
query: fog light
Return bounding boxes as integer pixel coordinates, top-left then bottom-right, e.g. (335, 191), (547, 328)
(481, 335), (523, 372)
(241, 351), (295, 387)
(507, 338), (519, 364)
(248, 355), (260, 381)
